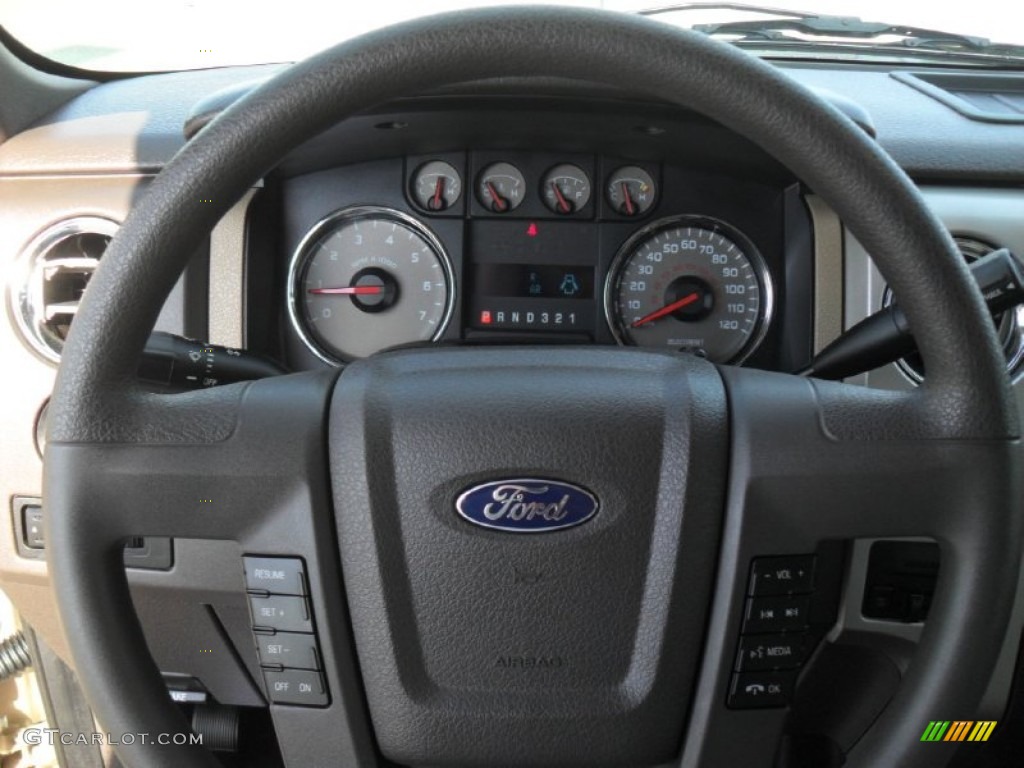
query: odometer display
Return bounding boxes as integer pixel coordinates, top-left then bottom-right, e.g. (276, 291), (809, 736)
(605, 216), (772, 364)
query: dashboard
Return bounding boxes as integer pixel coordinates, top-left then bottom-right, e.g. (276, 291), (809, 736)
(271, 146), (812, 375)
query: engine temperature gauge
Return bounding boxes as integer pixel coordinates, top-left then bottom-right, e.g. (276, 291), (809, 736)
(411, 160), (462, 212)
(607, 166), (656, 217)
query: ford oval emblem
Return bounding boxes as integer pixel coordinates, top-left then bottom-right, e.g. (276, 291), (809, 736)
(455, 478), (599, 533)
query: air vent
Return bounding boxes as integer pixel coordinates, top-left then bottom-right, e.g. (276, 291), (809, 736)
(9, 217), (117, 363)
(884, 236), (1024, 383)
(893, 71), (1024, 124)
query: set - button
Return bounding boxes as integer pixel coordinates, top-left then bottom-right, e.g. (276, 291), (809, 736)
(727, 554), (817, 710)
(244, 556), (329, 707)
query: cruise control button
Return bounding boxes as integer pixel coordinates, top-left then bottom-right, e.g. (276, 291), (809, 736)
(727, 671), (795, 709)
(736, 633), (811, 671)
(264, 669), (328, 707)
(244, 556), (306, 595)
(256, 631), (320, 670)
(249, 594), (313, 633)
(749, 555), (816, 596)
(743, 596), (810, 633)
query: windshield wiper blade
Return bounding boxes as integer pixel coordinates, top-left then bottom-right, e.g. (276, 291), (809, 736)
(640, 2), (817, 21)
(690, 14), (993, 52)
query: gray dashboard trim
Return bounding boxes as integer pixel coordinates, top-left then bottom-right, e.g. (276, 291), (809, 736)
(832, 539), (926, 646)
(208, 188), (258, 348)
(805, 195), (844, 353)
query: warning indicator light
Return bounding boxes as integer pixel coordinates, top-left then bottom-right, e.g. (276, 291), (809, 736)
(526, 222), (538, 237)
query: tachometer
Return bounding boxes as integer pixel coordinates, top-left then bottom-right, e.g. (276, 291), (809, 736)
(288, 206), (454, 363)
(605, 216), (772, 364)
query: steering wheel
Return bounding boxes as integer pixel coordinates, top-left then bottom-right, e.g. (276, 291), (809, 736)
(43, 7), (1020, 768)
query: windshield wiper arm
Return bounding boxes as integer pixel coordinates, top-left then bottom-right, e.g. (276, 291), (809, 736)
(690, 15), (992, 52)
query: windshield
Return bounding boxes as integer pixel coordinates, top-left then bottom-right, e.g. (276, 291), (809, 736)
(4, 0), (1023, 72)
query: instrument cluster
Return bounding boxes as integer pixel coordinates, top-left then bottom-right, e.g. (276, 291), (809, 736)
(284, 151), (801, 369)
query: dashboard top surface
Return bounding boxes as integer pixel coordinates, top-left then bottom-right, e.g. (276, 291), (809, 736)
(0, 61), (1023, 180)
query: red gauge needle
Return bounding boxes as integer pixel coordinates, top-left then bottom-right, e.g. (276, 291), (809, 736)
(430, 177), (445, 211)
(631, 292), (700, 328)
(621, 182), (636, 216)
(486, 182), (508, 212)
(550, 182), (572, 214)
(308, 286), (384, 296)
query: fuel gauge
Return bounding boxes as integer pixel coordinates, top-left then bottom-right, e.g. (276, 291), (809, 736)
(411, 160), (462, 212)
(541, 164), (591, 215)
(607, 166), (656, 217)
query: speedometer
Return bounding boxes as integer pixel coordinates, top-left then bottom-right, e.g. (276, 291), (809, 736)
(604, 216), (773, 364)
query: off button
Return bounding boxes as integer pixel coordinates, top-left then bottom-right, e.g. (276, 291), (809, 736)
(264, 669), (328, 707)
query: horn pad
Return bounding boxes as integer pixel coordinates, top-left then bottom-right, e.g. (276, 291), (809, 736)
(330, 347), (728, 767)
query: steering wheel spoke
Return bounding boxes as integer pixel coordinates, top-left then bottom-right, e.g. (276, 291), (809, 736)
(45, 371), (336, 544)
(721, 367), (1020, 542)
(42, 371), (336, 768)
(683, 366), (1022, 767)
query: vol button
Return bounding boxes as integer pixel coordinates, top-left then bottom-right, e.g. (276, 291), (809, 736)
(749, 555), (816, 596)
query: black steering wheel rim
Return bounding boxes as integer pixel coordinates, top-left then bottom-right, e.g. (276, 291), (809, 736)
(43, 6), (1019, 768)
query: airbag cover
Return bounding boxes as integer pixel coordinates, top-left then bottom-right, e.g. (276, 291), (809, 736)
(330, 347), (727, 766)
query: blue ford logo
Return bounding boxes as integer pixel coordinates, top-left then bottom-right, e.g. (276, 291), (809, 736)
(456, 478), (599, 533)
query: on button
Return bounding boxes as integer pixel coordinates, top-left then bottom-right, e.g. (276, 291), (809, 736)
(264, 669), (328, 707)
